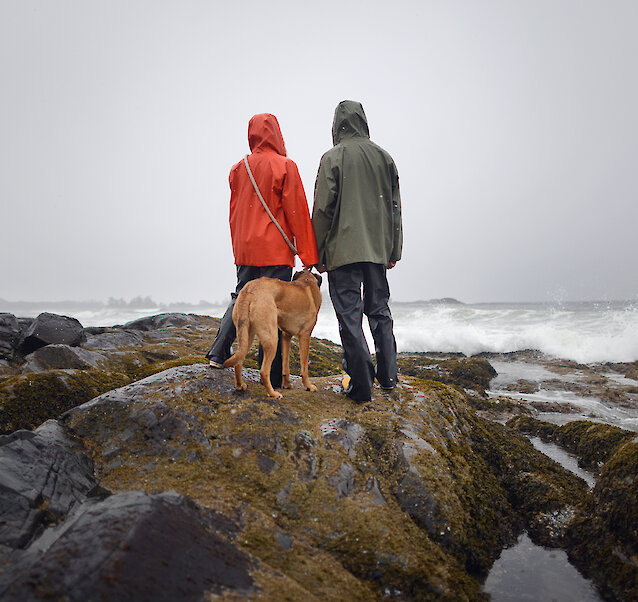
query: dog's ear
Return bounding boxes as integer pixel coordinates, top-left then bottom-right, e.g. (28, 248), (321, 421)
(313, 273), (323, 287)
(292, 270), (303, 281)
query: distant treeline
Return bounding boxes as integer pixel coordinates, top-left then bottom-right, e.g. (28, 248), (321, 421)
(0, 297), (219, 311)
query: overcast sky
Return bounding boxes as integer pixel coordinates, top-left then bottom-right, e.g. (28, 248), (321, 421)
(1, 0), (637, 304)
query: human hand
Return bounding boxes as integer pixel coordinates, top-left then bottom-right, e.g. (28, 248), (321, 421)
(387, 261), (397, 269)
(316, 264), (327, 273)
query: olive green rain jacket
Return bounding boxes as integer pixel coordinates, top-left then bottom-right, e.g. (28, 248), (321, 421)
(312, 100), (403, 271)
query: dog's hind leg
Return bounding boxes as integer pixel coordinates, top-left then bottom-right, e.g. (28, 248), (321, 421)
(256, 319), (282, 399)
(281, 332), (292, 389)
(299, 333), (317, 392)
(231, 322), (254, 392)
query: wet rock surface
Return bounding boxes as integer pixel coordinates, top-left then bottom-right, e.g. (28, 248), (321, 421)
(0, 420), (96, 549)
(480, 351), (638, 430)
(0, 314), (635, 599)
(22, 344), (107, 373)
(0, 314), (21, 361)
(0, 491), (255, 602)
(20, 313), (86, 355)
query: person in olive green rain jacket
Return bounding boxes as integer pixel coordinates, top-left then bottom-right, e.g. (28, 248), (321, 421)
(313, 100), (403, 402)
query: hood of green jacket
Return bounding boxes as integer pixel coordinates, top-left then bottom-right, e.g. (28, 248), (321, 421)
(332, 100), (370, 145)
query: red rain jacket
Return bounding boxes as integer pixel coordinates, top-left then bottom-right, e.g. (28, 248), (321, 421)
(228, 114), (318, 268)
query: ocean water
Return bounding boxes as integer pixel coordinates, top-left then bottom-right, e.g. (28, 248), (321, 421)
(319, 300), (638, 364)
(4, 299), (638, 365)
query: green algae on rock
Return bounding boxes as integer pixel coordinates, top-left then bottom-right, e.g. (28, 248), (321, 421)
(566, 437), (638, 602)
(397, 355), (497, 395)
(508, 415), (638, 599)
(59, 364), (590, 600)
(507, 416), (635, 471)
(0, 369), (131, 435)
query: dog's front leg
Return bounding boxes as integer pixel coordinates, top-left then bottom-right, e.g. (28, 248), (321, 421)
(281, 332), (292, 389)
(299, 333), (316, 392)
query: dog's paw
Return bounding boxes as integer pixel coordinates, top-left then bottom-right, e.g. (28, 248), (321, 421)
(282, 383), (292, 390)
(306, 384), (317, 392)
(269, 391), (283, 399)
(235, 383), (247, 392)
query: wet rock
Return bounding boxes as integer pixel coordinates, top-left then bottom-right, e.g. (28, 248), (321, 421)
(396, 470), (444, 537)
(320, 417), (364, 458)
(397, 354), (497, 394)
(122, 312), (199, 331)
(62, 364), (236, 457)
(83, 329), (145, 350)
(566, 438), (638, 601)
(508, 416), (635, 471)
(14, 344), (609, 600)
(20, 313), (86, 355)
(275, 530), (293, 550)
(292, 430), (318, 481)
(22, 344), (106, 373)
(0, 369), (130, 435)
(502, 379), (539, 393)
(330, 462), (357, 498)
(0, 491), (255, 601)
(0, 313), (21, 361)
(0, 419), (96, 549)
(364, 476), (386, 505)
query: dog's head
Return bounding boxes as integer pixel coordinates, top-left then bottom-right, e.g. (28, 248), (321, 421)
(293, 268), (322, 288)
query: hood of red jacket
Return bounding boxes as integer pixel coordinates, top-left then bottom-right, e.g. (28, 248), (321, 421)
(248, 113), (287, 156)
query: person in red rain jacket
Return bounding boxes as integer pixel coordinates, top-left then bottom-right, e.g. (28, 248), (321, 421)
(206, 113), (318, 389)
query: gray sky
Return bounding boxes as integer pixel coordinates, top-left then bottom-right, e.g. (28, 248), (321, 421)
(1, 0), (637, 304)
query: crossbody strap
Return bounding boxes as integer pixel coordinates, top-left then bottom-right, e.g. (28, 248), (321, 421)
(243, 156), (298, 255)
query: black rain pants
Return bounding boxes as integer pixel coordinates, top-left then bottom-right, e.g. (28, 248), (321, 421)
(328, 262), (397, 402)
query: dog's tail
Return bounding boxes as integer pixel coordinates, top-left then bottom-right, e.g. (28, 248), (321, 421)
(223, 304), (252, 368)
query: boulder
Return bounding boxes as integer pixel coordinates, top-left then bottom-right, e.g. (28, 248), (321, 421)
(0, 491), (256, 601)
(122, 312), (199, 331)
(0, 419), (97, 549)
(0, 313), (21, 361)
(83, 329), (145, 350)
(0, 370), (131, 435)
(20, 313), (86, 354)
(62, 364), (236, 459)
(22, 344), (107, 373)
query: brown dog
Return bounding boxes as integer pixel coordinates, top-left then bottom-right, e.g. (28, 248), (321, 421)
(223, 268), (323, 398)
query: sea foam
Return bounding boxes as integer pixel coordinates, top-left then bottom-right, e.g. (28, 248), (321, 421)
(315, 301), (638, 364)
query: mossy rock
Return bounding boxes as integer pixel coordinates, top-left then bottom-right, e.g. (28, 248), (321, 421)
(469, 395), (532, 418)
(131, 355), (207, 380)
(566, 438), (638, 601)
(507, 416), (635, 471)
(398, 355), (497, 394)
(60, 365), (593, 599)
(0, 369), (130, 434)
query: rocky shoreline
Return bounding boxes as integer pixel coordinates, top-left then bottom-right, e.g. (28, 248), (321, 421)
(1, 312), (636, 600)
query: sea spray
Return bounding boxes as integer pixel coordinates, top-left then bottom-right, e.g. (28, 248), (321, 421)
(317, 300), (638, 364)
